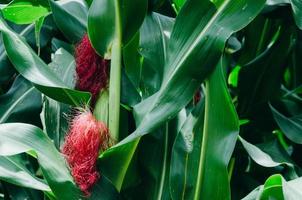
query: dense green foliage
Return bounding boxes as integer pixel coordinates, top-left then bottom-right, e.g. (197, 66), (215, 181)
(0, 0), (302, 199)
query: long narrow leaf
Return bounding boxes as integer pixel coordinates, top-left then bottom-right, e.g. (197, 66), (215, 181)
(0, 155), (50, 192)
(196, 58), (239, 199)
(100, 0), (264, 189)
(0, 76), (41, 124)
(0, 123), (81, 199)
(0, 18), (90, 106)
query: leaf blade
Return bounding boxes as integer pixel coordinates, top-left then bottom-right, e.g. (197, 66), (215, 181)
(0, 123), (81, 199)
(0, 18), (90, 106)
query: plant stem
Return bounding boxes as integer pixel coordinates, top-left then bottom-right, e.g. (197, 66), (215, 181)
(108, 0), (122, 141)
(109, 40), (122, 141)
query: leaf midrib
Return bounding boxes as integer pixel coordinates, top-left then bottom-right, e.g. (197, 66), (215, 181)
(155, 14), (168, 65)
(162, 0), (230, 88)
(1, 156), (50, 191)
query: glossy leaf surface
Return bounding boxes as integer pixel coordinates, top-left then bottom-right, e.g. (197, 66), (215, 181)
(99, 0), (264, 190)
(197, 60), (239, 199)
(49, 0), (88, 43)
(88, 0), (147, 57)
(270, 104), (302, 144)
(2, 0), (50, 24)
(42, 48), (75, 148)
(0, 18), (90, 106)
(0, 76), (41, 124)
(243, 175), (302, 200)
(0, 155), (50, 192)
(0, 123), (81, 199)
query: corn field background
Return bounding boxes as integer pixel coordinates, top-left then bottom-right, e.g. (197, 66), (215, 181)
(0, 0), (302, 199)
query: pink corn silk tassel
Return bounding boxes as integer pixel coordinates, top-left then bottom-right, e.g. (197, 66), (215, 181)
(62, 111), (109, 196)
(75, 34), (109, 106)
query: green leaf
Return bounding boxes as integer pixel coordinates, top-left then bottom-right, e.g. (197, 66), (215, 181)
(228, 65), (241, 88)
(243, 175), (302, 200)
(98, 140), (139, 191)
(131, 0), (264, 141)
(121, 69), (141, 107)
(89, 0), (147, 142)
(173, 0), (186, 12)
(88, 0), (148, 57)
(0, 24), (34, 85)
(170, 99), (205, 200)
(34, 16), (45, 56)
(0, 123), (81, 199)
(266, 0), (289, 5)
(134, 122), (174, 200)
(2, 0), (50, 24)
(88, 0), (116, 57)
(195, 59), (239, 200)
(123, 32), (142, 91)
(290, 0), (302, 30)
(239, 136), (295, 169)
(238, 25), (292, 115)
(225, 36), (242, 54)
(139, 12), (174, 97)
(0, 52), (14, 85)
(51, 38), (74, 53)
(270, 104), (302, 144)
(0, 18), (91, 106)
(123, 12), (174, 99)
(261, 174), (284, 200)
(100, 0), (264, 190)
(89, 175), (120, 200)
(85, 0), (93, 7)
(1, 181), (45, 200)
(122, 14), (176, 199)
(168, 58), (240, 200)
(0, 20), (56, 85)
(148, 0), (165, 10)
(0, 76), (41, 124)
(237, 15), (279, 65)
(49, 0), (88, 43)
(42, 48), (76, 149)
(0, 155), (50, 192)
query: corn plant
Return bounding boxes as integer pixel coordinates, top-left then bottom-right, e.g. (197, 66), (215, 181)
(0, 0), (302, 199)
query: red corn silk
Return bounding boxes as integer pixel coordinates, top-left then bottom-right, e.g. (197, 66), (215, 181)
(62, 111), (109, 196)
(75, 34), (109, 107)
(193, 88), (201, 105)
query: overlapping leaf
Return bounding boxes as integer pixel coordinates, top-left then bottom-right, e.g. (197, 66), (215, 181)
(99, 0), (264, 189)
(42, 48), (75, 149)
(0, 155), (50, 192)
(0, 76), (41, 124)
(0, 123), (81, 199)
(88, 0), (148, 57)
(270, 104), (302, 144)
(239, 136), (296, 170)
(2, 0), (50, 24)
(243, 174), (302, 200)
(129, 0), (264, 142)
(170, 57), (239, 200)
(238, 26), (292, 115)
(49, 0), (88, 43)
(0, 18), (90, 106)
(170, 100), (205, 200)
